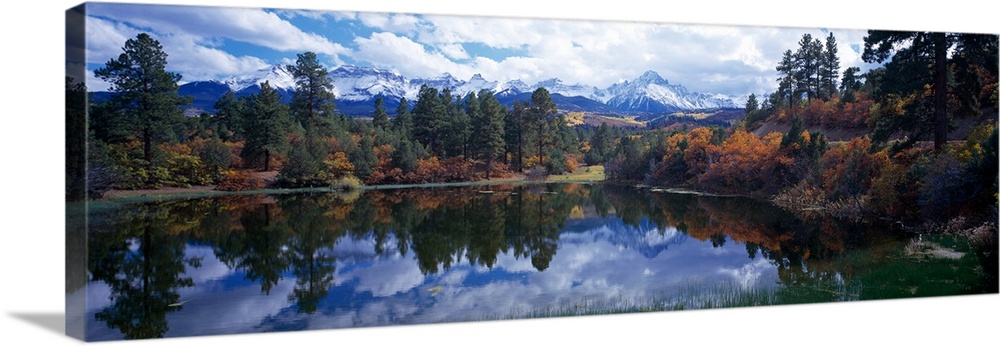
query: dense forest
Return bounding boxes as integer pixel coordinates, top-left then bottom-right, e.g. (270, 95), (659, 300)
(601, 31), (998, 237)
(69, 33), (588, 200)
(67, 31), (998, 233)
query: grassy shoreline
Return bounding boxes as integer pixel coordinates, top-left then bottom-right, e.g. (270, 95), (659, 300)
(96, 165), (606, 204)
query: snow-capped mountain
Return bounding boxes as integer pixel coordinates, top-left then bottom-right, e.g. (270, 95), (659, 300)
(222, 64), (297, 92)
(497, 79), (529, 96)
(532, 78), (605, 100)
(605, 71), (738, 113)
(410, 72), (464, 94)
(329, 65), (410, 102)
(176, 64), (743, 115)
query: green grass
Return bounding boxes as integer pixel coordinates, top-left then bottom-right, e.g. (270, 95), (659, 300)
(98, 165), (607, 203)
(546, 165), (605, 182)
(471, 277), (867, 322)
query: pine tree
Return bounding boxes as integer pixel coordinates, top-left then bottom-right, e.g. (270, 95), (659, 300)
(351, 135), (377, 181)
(392, 97), (413, 137)
(371, 96), (389, 130)
(794, 34), (823, 102)
(586, 122), (614, 165)
(392, 138), (419, 174)
(279, 136), (331, 187)
(440, 89), (470, 157)
(464, 91), (481, 153)
(821, 33), (841, 100)
(505, 100), (528, 171)
(213, 90), (246, 141)
(529, 88), (557, 168)
(743, 93), (762, 127)
(840, 66), (863, 102)
(863, 30), (996, 149)
(287, 51), (337, 136)
(472, 90), (506, 179)
(412, 85), (447, 154)
(242, 81), (291, 171)
(775, 49), (798, 110)
(94, 33), (189, 168)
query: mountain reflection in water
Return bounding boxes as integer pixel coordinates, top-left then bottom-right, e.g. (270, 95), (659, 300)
(77, 183), (994, 340)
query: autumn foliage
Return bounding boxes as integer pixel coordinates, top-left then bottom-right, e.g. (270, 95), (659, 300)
(215, 170), (266, 191)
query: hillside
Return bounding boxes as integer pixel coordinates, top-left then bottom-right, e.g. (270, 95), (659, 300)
(750, 107), (999, 142)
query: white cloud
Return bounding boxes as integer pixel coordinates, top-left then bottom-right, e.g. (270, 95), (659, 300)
(157, 33), (271, 82)
(84, 16), (270, 88)
(357, 12), (423, 34)
(275, 9), (330, 21)
(83, 2), (880, 97)
(84, 16), (140, 64)
(88, 3), (347, 56)
(437, 43), (469, 60)
(352, 32), (475, 79)
(381, 15), (877, 97)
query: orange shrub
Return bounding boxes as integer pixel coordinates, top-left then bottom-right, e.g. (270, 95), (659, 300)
(215, 170), (266, 191)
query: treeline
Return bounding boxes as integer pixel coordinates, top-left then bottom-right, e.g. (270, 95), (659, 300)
(604, 31), (998, 226)
(87, 184), (584, 337)
(78, 33), (588, 198)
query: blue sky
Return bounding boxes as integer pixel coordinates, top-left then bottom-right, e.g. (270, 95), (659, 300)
(81, 2), (878, 97)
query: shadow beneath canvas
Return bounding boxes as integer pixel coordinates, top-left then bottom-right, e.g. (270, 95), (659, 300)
(10, 312), (65, 335)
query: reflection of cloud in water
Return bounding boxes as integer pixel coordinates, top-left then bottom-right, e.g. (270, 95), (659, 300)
(86, 218), (780, 337)
(643, 227), (679, 247)
(298, 228), (767, 326)
(337, 252), (425, 297)
(331, 234), (428, 297)
(578, 220), (686, 258)
(182, 245), (236, 284)
(716, 258), (772, 290)
(166, 278), (297, 336)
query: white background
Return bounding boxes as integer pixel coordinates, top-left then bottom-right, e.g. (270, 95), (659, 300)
(1, 0), (997, 345)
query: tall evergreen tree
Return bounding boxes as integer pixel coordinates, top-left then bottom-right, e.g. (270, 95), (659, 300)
(585, 122), (615, 165)
(743, 93), (762, 127)
(392, 96), (413, 137)
(392, 138), (419, 174)
(505, 100), (528, 171)
(351, 135), (377, 181)
(775, 49), (798, 110)
(472, 90), (506, 179)
(840, 66), (863, 102)
(94, 33), (189, 167)
(794, 34), (823, 102)
(212, 90), (247, 141)
(529, 88), (557, 168)
(279, 136), (332, 187)
(464, 91), (482, 154)
(412, 85), (447, 154)
(242, 81), (291, 171)
(821, 33), (841, 100)
(287, 52), (337, 136)
(951, 34), (999, 117)
(440, 89), (470, 157)
(371, 96), (389, 130)
(863, 30), (996, 149)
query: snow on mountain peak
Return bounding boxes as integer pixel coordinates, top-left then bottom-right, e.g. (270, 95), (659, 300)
(225, 64), (296, 92)
(195, 64), (742, 114)
(636, 70), (667, 85)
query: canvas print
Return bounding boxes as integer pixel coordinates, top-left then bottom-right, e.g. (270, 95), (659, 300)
(65, 1), (999, 341)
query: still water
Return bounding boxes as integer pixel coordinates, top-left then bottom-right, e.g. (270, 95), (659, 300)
(72, 183), (996, 340)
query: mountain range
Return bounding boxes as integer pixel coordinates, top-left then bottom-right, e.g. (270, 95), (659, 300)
(165, 65), (746, 116)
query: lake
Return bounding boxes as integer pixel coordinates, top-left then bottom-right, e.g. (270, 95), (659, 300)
(69, 183), (997, 340)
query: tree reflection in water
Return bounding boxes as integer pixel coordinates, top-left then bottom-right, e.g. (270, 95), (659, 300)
(86, 183), (995, 339)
